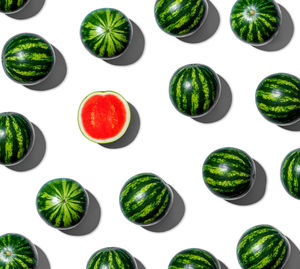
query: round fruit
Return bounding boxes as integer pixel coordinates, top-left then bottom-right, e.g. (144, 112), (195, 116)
(237, 225), (290, 269)
(230, 0), (281, 46)
(87, 247), (137, 269)
(169, 248), (220, 269)
(78, 91), (131, 144)
(36, 178), (88, 230)
(202, 147), (255, 200)
(80, 8), (132, 59)
(2, 33), (55, 85)
(120, 173), (173, 226)
(0, 0), (28, 13)
(0, 112), (34, 166)
(0, 233), (37, 268)
(256, 73), (300, 126)
(169, 64), (220, 117)
(154, 0), (208, 37)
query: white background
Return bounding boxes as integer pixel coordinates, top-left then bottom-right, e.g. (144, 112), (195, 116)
(0, 0), (299, 268)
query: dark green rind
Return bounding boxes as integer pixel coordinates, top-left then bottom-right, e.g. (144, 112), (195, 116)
(202, 147), (255, 200)
(0, 112), (34, 166)
(87, 247), (136, 269)
(237, 225), (290, 269)
(120, 173), (173, 226)
(0, 233), (37, 269)
(154, 0), (208, 37)
(0, 0), (28, 13)
(2, 33), (54, 85)
(169, 248), (220, 269)
(256, 73), (300, 126)
(230, 0), (281, 45)
(81, 8), (132, 59)
(169, 64), (220, 117)
(36, 178), (88, 229)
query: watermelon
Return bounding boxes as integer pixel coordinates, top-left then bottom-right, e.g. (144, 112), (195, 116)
(256, 73), (300, 126)
(202, 147), (255, 200)
(36, 178), (88, 230)
(230, 0), (281, 46)
(87, 247), (137, 269)
(0, 233), (38, 268)
(0, 0), (28, 13)
(78, 91), (131, 144)
(237, 225), (290, 269)
(154, 0), (208, 37)
(2, 33), (55, 85)
(120, 173), (173, 226)
(0, 112), (34, 166)
(80, 8), (132, 59)
(169, 64), (220, 117)
(169, 248), (220, 269)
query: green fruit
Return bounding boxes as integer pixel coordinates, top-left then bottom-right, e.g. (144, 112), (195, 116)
(169, 64), (220, 117)
(0, 0), (28, 13)
(154, 0), (208, 37)
(2, 33), (55, 85)
(87, 247), (137, 269)
(230, 0), (281, 46)
(256, 73), (300, 126)
(169, 248), (220, 269)
(120, 173), (173, 226)
(36, 178), (88, 230)
(0, 112), (34, 166)
(203, 147), (255, 200)
(237, 225), (290, 269)
(80, 8), (132, 59)
(0, 233), (37, 269)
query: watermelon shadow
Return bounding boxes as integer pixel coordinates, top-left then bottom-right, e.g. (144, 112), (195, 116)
(228, 160), (267, 206)
(135, 258), (146, 269)
(61, 190), (101, 236)
(178, 0), (220, 44)
(7, 123), (46, 172)
(218, 260), (228, 269)
(143, 186), (185, 233)
(35, 245), (51, 269)
(280, 119), (300, 132)
(7, 0), (45, 20)
(284, 238), (300, 269)
(101, 103), (140, 149)
(194, 75), (232, 124)
(255, 5), (294, 52)
(104, 20), (145, 66)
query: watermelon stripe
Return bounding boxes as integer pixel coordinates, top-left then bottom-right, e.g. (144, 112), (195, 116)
(0, 0), (28, 13)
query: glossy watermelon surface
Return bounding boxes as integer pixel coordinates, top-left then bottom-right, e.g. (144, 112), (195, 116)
(120, 173), (173, 226)
(0, 0), (28, 13)
(36, 178), (88, 229)
(237, 225), (290, 269)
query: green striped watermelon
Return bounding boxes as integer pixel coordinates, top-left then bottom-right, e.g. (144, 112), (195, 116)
(87, 247), (137, 269)
(230, 0), (281, 46)
(154, 0), (208, 37)
(80, 8), (132, 59)
(169, 248), (220, 269)
(0, 0), (28, 13)
(237, 225), (290, 269)
(120, 173), (173, 226)
(169, 64), (220, 117)
(36, 178), (88, 230)
(0, 112), (34, 166)
(0, 233), (37, 268)
(202, 147), (255, 200)
(2, 33), (55, 85)
(256, 73), (300, 126)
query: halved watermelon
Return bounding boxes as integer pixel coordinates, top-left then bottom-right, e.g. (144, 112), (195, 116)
(78, 91), (131, 144)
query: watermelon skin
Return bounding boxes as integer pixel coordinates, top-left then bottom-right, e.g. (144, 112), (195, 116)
(256, 73), (300, 126)
(0, 0), (28, 13)
(230, 0), (281, 46)
(154, 0), (208, 37)
(0, 233), (37, 269)
(237, 225), (290, 269)
(202, 147), (255, 200)
(80, 8), (132, 59)
(87, 247), (137, 269)
(169, 64), (220, 117)
(120, 173), (173, 226)
(2, 33), (55, 85)
(0, 112), (34, 166)
(169, 248), (220, 269)
(36, 178), (88, 230)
